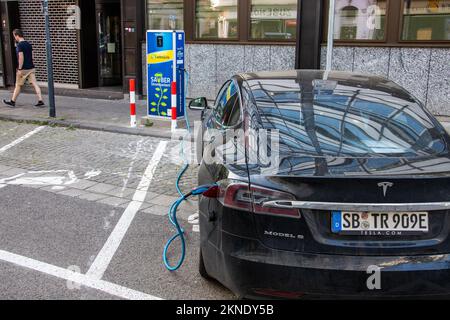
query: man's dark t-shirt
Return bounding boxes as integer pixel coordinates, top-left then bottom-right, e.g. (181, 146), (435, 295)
(16, 41), (34, 70)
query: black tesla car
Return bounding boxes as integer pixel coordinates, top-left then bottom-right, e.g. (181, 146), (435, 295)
(189, 70), (450, 299)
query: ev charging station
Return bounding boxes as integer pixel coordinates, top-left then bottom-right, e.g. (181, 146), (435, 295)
(146, 30), (186, 131)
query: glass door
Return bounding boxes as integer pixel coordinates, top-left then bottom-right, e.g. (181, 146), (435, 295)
(96, 3), (122, 87)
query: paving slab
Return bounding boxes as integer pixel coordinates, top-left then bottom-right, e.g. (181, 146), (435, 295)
(97, 197), (130, 208)
(57, 188), (89, 198)
(70, 179), (98, 190)
(141, 205), (171, 217)
(1, 168), (27, 176)
(0, 164), (14, 173)
(86, 183), (117, 194)
(103, 187), (135, 199)
(78, 193), (109, 202)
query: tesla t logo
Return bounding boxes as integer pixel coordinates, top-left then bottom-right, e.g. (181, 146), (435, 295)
(378, 182), (394, 197)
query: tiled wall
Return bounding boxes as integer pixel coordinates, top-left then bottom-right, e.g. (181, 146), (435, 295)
(185, 44), (296, 99)
(18, 0), (79, 86)
(142, 43), (296, 100)
(142, 43), (449, 116)
(320, 46), (450, 116)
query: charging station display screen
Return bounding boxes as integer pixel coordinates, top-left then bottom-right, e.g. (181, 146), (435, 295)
(157, 36), (164, 47)
(147, 31), (185, 119)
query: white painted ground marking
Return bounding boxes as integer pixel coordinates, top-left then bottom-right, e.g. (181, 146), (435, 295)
(86, 141), (169, 279)
(0, 250), (162, 300)
(120, 139), (144, 197)
(0, 126), (45, 154)
(0, 170), (78, 186)
(188, 213), (200, 233)
(188, 213), (199, 223)
(84, 170), (102, 179)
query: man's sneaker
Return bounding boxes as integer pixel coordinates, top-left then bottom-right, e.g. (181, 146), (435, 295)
(3, 100), (15, 108)
(34, 101), (45, 108)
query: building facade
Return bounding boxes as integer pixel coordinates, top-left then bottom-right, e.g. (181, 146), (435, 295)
(0, 0), (145, 95)
(320, 0), (450, 116)
(0, 0), (448, 115)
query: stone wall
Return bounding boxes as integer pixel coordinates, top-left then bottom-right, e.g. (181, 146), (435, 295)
(142, 43), (449, 116)
(321, 46), (450, 116)
(185, 44), (296, 100)
(142, 43), (296, 100)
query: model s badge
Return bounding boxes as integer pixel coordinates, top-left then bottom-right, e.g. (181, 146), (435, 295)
(378, 182), (394, 197)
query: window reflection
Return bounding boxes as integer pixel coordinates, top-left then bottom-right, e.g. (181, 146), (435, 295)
(250, 0), (298, 40)
(196, 0), (238, 39)
(247, 77), (445, 159)
(402, 0), (450, 40)
(333, 0), (387, 40)
(147, 0), (184, 30)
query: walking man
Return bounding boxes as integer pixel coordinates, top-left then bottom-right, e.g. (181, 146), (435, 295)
(3, 29), (44, 108)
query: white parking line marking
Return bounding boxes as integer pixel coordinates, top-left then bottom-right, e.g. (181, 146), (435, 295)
(86, 141), (169, 279)
(0, 170), (78, 186)
(0, 250), (162, 300)
(0, 126), (46, 154)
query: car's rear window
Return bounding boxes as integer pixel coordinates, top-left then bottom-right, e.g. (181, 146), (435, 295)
(248, 79), (446, 158)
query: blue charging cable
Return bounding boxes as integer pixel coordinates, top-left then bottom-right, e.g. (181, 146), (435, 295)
(163, 185), (215, 271)
(164, 69), (209, 271)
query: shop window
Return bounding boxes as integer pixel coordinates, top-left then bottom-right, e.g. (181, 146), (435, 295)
(333, 0), (387, 41)
(402, 0), (450, 41)
(250, 0), (298, 40)
(147, 0), (184, 30)
(195, 0), (238, 39)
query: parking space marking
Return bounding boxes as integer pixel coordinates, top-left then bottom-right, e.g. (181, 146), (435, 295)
(0, 126), (46, 154)
(86, 141), (169, 279)
(0, 250), (161, 300)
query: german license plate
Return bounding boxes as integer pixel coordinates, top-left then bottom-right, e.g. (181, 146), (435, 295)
(331, 211), (429, 236)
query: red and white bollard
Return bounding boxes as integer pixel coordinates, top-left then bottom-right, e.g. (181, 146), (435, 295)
(171, 81), (177, 132)
(130, 79), (137, 128)
(171, 31), (177, 132)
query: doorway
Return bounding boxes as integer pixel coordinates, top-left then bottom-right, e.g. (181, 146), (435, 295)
(96, 1), (122, 87)
(79, 0), (122, 90)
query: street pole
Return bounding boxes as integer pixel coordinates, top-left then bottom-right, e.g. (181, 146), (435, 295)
(325, 0), (336, 74)
(43, 0), (56, 118)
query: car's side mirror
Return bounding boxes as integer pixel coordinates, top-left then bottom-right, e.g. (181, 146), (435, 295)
(189, 97), (208, 110)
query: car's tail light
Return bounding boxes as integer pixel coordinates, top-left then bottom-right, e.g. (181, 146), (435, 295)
(216, 181), (300, 218)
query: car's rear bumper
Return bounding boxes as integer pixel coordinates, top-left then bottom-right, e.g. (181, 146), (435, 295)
(205, 231), (450, 299)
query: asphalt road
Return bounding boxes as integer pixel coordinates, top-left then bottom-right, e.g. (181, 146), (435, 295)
(0, 120), (234, 300)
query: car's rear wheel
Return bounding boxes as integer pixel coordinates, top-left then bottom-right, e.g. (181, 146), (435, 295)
(199, 248), (212, 280)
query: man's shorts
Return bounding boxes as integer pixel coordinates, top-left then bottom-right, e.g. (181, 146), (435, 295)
(16, 69), (37, 86)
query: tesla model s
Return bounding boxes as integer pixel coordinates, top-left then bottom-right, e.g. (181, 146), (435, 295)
(190, 70), (450, 299)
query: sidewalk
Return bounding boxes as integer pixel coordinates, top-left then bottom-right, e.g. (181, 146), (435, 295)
(0, 90), (201, 138)
(0, 90), (448, 138)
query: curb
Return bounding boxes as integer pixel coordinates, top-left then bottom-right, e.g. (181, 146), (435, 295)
(0, 114), (174, 139)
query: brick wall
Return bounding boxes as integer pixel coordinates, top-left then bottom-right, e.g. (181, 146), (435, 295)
(18, 0), (79, 86)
